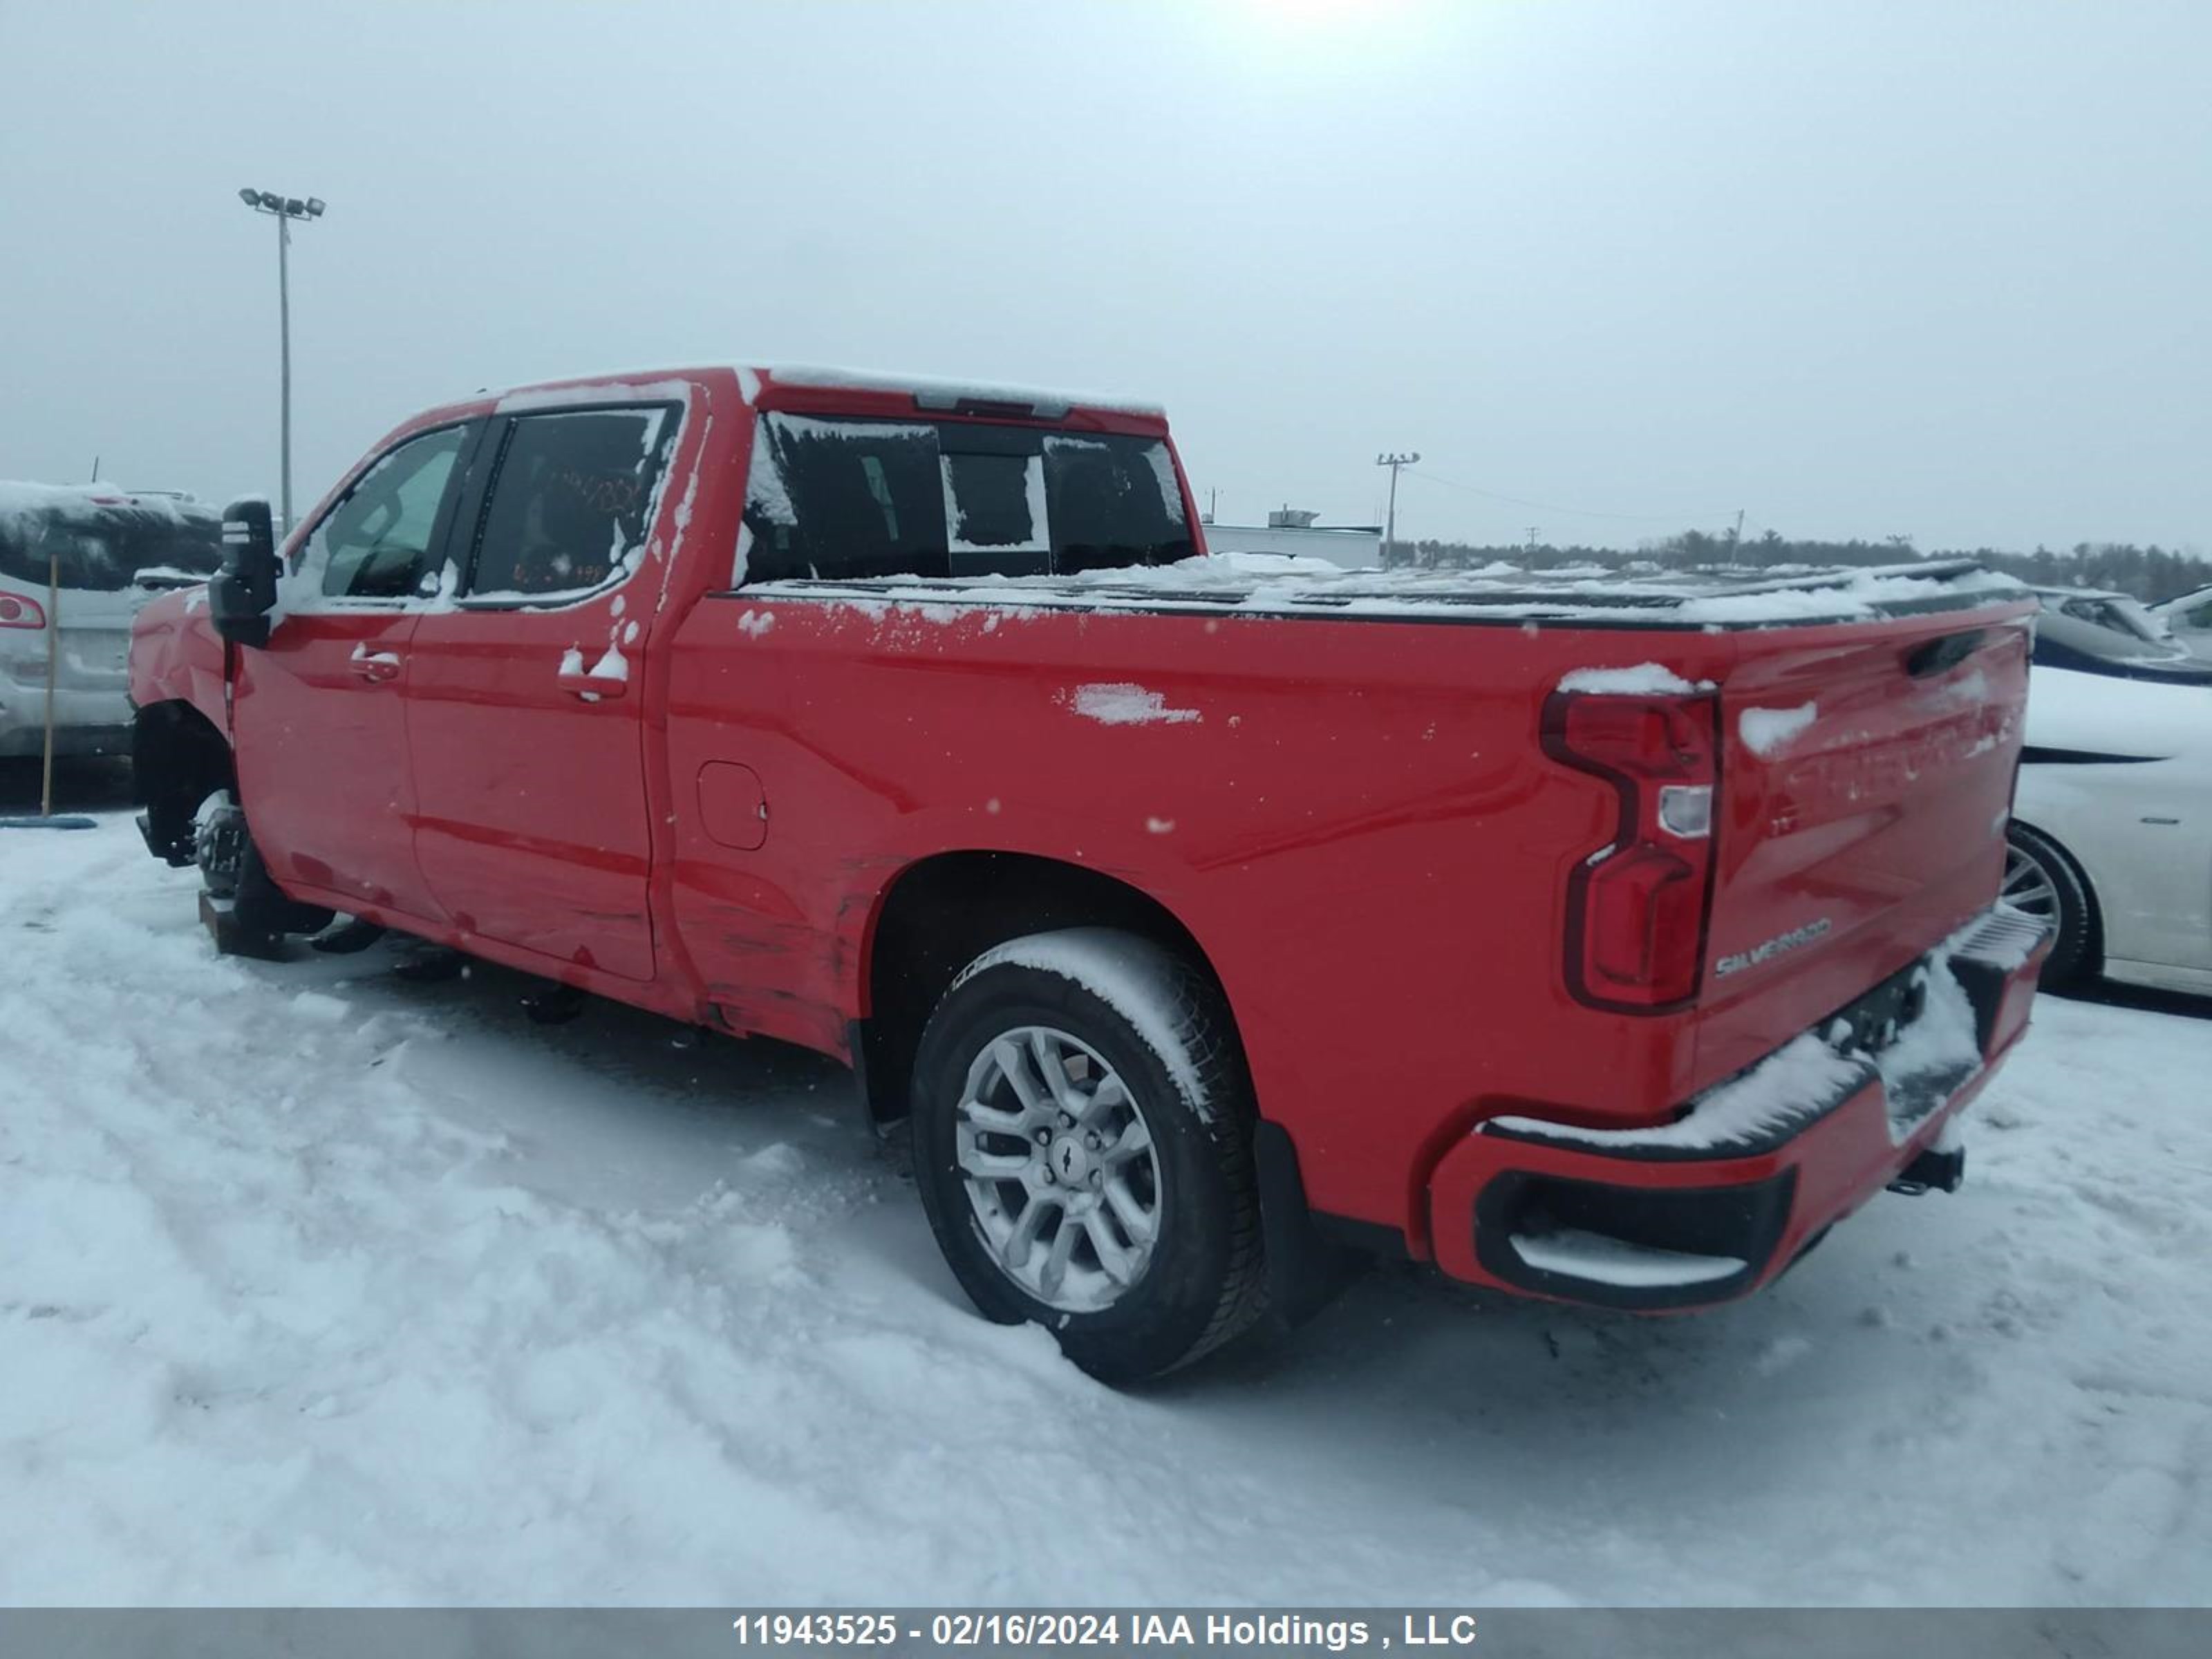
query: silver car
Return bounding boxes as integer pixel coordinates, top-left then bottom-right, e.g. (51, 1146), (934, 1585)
(0, 483), (223, 758)
(2155, 585), (2212, 661)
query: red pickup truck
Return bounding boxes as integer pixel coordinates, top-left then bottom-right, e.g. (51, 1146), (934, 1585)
(129, 364), (2052, 1380)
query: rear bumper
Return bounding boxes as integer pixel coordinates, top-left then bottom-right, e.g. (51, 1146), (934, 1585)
(1427, 906), (2053, 1310)
(0, 717), (133, 757)
(0, 671), (134, 756)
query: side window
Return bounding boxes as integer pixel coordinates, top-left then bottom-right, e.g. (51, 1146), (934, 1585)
(740, 415), (1194, 584)
(313, 425), (469, 600)
(2180, 599), (2212, 631)
(744, 415), (947, 583)
(463, 407), (677, 600)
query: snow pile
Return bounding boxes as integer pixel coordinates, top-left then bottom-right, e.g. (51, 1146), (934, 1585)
(557, 644), (628, 701)
(1488, 915), (2009, 1156)
(758, 364), (1165, 419)
(1558, 663), (1712, 695)
(492, 377), (697, 417)
(756, 556), (2026, 630)
(1740, 702), (1819, 756)
(126, 565), (214, 592)
(1061, 682), (1201, 727)
(1488, 1031), (1868, 1154)
(479, 365), (1165, 420)
(1509, 1230), (1745, 1289)
(1871, 960), (1987, 1140)
(0, 480), (206, 526)
(3, 823), (2209, 1605)
(955, 929), (1208, 1116)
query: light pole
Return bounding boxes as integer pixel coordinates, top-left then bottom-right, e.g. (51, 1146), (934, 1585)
(1376, 451), (1419, 566)
(237, 189), (325, 532)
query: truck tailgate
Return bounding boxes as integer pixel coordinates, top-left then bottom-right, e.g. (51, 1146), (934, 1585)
(1694, 611), (2033, 1087)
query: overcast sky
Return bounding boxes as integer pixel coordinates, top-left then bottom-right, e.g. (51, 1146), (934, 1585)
(3, 0), (2206, 552)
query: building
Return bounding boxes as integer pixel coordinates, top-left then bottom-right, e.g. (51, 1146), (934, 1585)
(1199, 506), (1384, 570)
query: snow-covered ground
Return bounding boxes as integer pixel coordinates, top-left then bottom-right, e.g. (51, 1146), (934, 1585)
(4, 803), (2209, 1606)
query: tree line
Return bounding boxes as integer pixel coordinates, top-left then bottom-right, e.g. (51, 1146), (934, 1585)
(1394, 529), (2211, 603)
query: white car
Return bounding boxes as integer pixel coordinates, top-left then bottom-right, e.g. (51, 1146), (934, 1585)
(2007, 636), (2212, 995)
(0, 483), (221, 759)
(2154, 584), (2212, 660)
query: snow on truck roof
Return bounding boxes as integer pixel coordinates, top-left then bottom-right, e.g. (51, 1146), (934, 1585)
(489, 363), (1163, 418)
(754, 554), (2034, 630)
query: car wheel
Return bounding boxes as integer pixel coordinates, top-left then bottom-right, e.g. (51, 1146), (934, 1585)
(192, 789), (332, 957)
(909, 928), (1266, 1384)
(2003, 823), (2097, 987)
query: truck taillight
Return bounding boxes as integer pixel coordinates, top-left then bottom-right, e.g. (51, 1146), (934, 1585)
(0, 594), (47, 629)
(1541, 691), (1719, 1013)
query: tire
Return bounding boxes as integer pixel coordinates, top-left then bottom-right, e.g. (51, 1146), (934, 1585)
(192, 789), (332, 957)
(909, 928), (1266, 1384)
(2003, 822), (2097, 987)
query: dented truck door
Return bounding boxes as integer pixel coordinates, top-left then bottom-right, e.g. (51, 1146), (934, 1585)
(400, 401), (683, 984)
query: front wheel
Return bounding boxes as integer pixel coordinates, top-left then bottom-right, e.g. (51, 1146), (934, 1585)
(910, 928), (1266, 1384)
(193, 790), (332, 957)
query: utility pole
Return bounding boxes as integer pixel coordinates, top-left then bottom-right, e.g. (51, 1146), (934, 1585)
(238, 189), (327, 532)
(1525, 525), (1541, 558)
(1376, 451), (1419, 565)
(278, 209), (290, 529)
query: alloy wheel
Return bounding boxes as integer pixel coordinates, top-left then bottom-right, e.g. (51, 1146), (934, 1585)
(954, 1024), (1163, 1313)
(2001, 841), (2061, 924)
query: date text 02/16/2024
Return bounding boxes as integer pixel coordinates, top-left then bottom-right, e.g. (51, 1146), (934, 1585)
(728, 1611), (1482, 1649)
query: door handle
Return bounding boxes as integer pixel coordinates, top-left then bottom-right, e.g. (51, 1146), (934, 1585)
(557, 670), (628, 702)
(348, 646), (403, 684)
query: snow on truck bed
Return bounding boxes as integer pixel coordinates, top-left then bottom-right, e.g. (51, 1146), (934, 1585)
(6, 818), (2211, 1606)
(751, 555), (2029, 628)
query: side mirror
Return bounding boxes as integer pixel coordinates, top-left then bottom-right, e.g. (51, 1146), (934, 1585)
(210, 497), (279, 648)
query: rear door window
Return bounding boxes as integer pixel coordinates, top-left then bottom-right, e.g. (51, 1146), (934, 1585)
(742, 415), (1191, 584)
(462, 406), (679, 601)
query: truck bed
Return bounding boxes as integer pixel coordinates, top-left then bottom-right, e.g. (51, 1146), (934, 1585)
(671, 552), (2038, 1248)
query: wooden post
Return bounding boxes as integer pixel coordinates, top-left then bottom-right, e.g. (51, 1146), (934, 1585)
(39, 550), (58, 818)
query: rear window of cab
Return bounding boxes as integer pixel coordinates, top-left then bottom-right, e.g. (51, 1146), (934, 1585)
(740, 414), (1192, 584)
